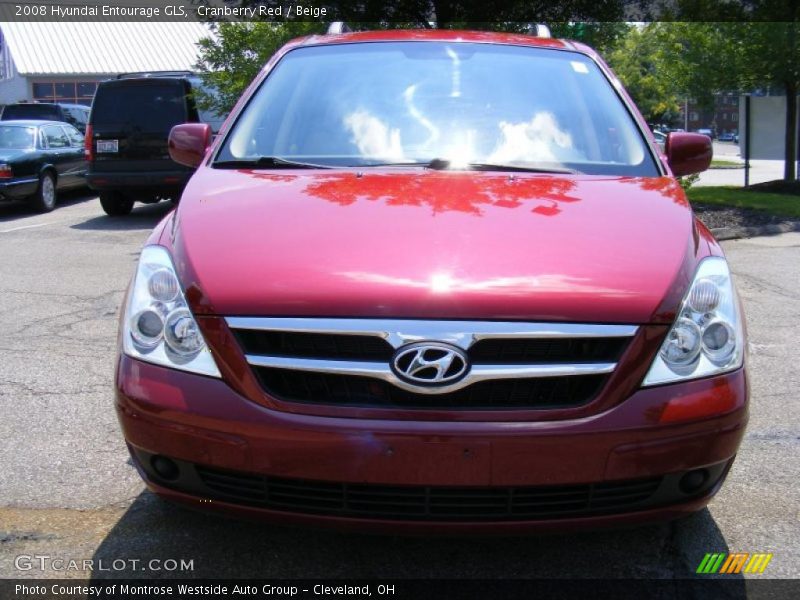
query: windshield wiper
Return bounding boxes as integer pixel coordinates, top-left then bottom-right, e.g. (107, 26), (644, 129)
(464, 162), (576, 174)
(217, 156), (576, 174)
(358, 158), (575, 174)
(358, 158), (452, 169)
(214, 156), (334, 169)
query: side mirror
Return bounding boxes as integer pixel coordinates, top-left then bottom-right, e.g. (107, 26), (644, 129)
(666, 132), (712, 177)
(168, 123), (212, 168)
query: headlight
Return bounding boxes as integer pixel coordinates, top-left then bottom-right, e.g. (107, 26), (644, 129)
(122, 245), (220, 377)
(643, 256), (744, 386)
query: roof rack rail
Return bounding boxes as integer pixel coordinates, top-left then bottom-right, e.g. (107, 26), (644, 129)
(528, 24), (551, 38)
(326, 22), (351, 35)
(116, 71), (195, 79)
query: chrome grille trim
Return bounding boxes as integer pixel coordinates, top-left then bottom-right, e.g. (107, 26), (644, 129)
(244, 355), (618, 395)
(226, 318), (637, 397)
(225, 317), (637, 350)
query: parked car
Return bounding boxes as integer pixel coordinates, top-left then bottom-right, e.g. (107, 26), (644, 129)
(652, 129), (667, 150)
(718, 132), (737, 142)
(1, 102), (90, 134)
(86, 72), (225, 216)
(0, 120), (87, 212)
(695, 128), (714, 139)
(116, 29), (746, 533)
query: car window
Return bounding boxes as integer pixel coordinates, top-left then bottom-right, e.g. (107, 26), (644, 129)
(2, 104), (61, 120)
(62, 109), (80, 127)
(219, 42), (658, 176)
(0, 125), (35, 149)
(189, 80), (227, 133)
(91, 82), (188, 132)
(62, 124), (84, 146)
(67, 107), (88, 125)
(43, 125), (70, 148)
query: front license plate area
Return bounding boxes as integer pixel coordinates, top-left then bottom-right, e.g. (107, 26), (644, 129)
(360, 438), (491, 485)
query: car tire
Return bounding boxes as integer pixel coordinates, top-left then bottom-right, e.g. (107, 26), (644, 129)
(100, 191), (134, 216)
(29, 171), (57, 213)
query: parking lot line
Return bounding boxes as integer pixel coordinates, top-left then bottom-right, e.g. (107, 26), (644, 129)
(0, 221), (61, 233)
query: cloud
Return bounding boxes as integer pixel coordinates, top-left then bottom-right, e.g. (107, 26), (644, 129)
(344, 109), (405, 161)
(488, 112), (577, 164)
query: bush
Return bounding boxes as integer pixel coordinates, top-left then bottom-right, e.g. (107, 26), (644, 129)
(679, 173), (700, 191)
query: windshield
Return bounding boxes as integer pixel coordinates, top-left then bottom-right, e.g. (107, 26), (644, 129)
(0, 125), (35, 149)
(217, 42), (658, 175)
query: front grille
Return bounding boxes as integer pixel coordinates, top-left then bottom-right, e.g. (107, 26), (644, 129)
(469, 337), (628, 364)
(195, 465), (663, 521)
(225, 318), (636, 411)
(254, 368), (606, 409)
(234, 330), (394, 361)
(235, 330), (625, 365)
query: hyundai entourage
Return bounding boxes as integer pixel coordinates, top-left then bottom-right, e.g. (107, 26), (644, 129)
(115, 29), (747, 533)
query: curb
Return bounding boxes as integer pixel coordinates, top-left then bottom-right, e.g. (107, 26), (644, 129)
(711, 221), (800, 241)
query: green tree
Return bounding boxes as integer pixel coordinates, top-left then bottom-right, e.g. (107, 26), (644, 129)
(604, 23), (739, 126)
(650, 23), (740, 114)
(605, 24), (682, 125)
(662, 1), (800, 180)
(550, 21), (629, 54)
(195, 22), (325, 115)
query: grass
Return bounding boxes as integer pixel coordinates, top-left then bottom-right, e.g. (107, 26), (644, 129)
(687, 186), (800, 219)
(709, 159), (743, 169)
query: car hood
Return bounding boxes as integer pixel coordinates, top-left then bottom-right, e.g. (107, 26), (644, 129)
(170, 168), (704, 324)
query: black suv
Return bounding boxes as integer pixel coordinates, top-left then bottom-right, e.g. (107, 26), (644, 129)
(86, 72), (224, 216)
(1, 102), (90, 133)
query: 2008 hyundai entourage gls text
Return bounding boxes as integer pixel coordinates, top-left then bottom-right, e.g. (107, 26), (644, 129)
(115, 29), (747, 533)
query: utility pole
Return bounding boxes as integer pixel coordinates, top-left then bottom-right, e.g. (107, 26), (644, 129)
(684, 98), (689, 131)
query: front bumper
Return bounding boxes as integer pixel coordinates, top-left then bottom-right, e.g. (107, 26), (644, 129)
(116, 355), (748, 532)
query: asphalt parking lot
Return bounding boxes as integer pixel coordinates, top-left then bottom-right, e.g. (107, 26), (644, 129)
(0, 192), (798, 583)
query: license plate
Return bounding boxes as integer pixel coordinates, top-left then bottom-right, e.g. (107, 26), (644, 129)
(97, 140), (118, 153)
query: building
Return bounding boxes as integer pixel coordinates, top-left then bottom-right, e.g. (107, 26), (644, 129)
(0, 22), (213, 106)
(714, 93), (740, 136)
(682, 92), (740, 136)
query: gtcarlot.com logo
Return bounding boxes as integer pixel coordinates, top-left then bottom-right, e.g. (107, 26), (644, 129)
(696, 552), (773, 574)
(15, 555), (194, 573)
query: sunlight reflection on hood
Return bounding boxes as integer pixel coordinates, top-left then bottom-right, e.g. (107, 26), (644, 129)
(337, 271), (636, 298)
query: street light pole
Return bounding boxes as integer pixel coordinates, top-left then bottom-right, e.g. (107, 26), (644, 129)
(744, 94), (751, 188)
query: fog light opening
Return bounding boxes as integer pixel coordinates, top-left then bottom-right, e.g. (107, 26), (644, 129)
(679, 469), (709, 494)
(151, 455), (180, 481)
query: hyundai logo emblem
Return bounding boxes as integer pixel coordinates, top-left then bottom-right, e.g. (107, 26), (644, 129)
(391, 342), (469, 387)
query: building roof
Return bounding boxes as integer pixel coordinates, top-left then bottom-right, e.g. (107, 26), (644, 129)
(0, 22), (213, 76)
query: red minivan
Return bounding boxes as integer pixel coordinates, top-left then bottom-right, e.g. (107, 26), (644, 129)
(114, 29), (747, 533)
